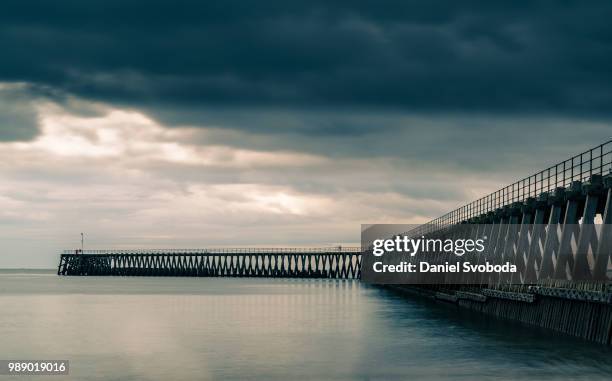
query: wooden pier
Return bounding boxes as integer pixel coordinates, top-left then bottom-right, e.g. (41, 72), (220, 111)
(58, 248), (362, 279)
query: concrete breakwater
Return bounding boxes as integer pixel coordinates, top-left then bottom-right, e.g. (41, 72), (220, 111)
(375, 141), (612, 344)
(388, 284), (612, 344)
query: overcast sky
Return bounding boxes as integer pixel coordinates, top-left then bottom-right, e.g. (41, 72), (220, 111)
(1, 1), (611, 267)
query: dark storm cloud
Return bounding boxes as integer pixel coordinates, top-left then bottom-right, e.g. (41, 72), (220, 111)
(1, 0), (612, 128)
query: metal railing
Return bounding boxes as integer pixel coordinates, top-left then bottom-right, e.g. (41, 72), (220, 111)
(62, 247), (361, 255)
(426, 139), (612, 229)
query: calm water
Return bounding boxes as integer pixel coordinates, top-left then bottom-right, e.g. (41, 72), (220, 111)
(0, 271), (611, 381)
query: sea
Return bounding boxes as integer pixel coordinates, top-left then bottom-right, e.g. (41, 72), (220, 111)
(0, 270), (610, 380)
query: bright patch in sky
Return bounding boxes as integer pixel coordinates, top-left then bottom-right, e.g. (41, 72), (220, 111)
(2, 95), (463, 266)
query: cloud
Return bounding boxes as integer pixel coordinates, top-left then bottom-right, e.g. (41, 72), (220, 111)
(1, 98), (514, 266)
(1, 1), (612, 125)
(10, 103), (326, 168)
(0, 83), (40, 141)
(1, 2), (611, 267)
(0, 91), (609, 267)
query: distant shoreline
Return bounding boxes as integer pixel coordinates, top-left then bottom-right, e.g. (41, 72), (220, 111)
(0, 269), (55, 273)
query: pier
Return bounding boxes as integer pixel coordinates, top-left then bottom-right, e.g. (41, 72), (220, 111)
(58, 248), (362, 279)
(388, 139), (612, 344)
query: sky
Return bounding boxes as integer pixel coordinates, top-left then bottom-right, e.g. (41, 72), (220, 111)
(1, 1), (611, 267)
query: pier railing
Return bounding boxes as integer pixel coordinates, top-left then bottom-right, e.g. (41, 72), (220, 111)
(403, 140), (612, 285)
(425, 139), (611, 231)
(61, 247), (360, 255)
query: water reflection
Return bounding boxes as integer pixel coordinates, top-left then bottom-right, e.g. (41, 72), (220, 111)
(0, 271), (610, 380)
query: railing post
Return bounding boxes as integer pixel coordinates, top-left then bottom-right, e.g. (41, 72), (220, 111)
(523, 193), (549, 283)
(593, 174), (612, 280)
(511, 198), (535, 284)
(539, 188), (565, 280)
(553, 181), (583, 280)
(572, 175), (604, 280)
